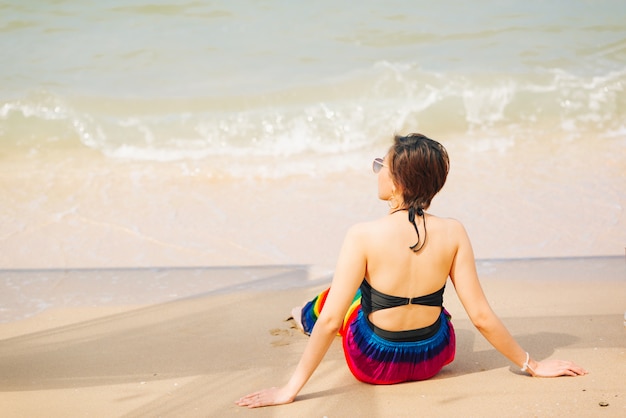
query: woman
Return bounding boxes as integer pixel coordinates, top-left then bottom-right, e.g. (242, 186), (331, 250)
(237, 133), (587, 408)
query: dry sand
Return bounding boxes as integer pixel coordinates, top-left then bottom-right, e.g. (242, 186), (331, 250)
(0, 257), (624, 417)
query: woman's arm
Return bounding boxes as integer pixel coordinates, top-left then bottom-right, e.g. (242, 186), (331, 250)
(448, 220), (587, 377)
(237, 224), (367, 408)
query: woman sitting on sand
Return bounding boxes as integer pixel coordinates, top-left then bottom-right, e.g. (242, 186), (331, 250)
(237, 133), (587, 408)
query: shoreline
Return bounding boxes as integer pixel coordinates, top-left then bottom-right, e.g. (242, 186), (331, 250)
(1, 255), (624, 325)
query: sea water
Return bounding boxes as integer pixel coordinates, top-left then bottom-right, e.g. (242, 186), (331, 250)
(1, 0), (625, 268)
(2, 0), (625, 173)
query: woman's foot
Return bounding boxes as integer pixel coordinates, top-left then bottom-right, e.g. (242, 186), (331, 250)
(290, 306), (304, 333)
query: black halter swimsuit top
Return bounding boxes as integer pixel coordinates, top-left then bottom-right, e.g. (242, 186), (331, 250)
(360, 279), (446, 342)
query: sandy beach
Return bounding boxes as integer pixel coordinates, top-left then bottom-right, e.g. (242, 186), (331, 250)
(1, 257), (624, 417)
(1, 142), (623, 417)
(1, 148), (625, 418)
(1, 141), (624, 418)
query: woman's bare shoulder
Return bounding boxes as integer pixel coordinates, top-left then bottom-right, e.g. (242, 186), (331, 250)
(344, 216), (392, 243)
(346, 217), (384, 236)
(429, 215), (467, 233)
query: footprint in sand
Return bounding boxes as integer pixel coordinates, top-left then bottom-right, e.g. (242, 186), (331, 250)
(269, 319), (300, 346)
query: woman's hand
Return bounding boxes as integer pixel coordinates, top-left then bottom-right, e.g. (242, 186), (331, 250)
(236, 386), (296, 408)
(530, 359), (588, 377)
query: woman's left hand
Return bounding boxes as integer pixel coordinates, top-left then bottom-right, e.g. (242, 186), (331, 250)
(531, 359), (588, 377)
(236, 386), (295, 408)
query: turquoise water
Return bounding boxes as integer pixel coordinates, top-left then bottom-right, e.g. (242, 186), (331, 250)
(1, 0), (625, 177)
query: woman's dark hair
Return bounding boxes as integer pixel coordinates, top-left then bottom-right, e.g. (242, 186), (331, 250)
(388, 133), (449, 212)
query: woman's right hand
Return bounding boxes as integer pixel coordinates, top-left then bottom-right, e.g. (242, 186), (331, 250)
(236, 386), (296, 408)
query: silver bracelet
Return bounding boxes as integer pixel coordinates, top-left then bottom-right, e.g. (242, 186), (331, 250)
(520, 351), (535, 374)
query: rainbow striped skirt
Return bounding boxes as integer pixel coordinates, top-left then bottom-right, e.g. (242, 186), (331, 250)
(301, 287), (456, 385)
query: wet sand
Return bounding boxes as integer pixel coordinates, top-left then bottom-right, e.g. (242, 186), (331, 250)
(1, 143), (624, 272)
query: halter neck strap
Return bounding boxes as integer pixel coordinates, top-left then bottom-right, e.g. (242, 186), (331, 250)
(390, 207), (427, 252)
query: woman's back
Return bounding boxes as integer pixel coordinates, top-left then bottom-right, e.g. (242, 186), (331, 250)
(362, 211), (460, 332)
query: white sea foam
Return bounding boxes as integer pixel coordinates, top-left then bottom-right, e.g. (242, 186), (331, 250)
(2, 64), (623, 178)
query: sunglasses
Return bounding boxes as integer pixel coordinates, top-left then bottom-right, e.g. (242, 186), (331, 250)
(372, 157), (387, 174)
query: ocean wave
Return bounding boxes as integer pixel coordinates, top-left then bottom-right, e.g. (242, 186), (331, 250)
(1, 64), (624, 173)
